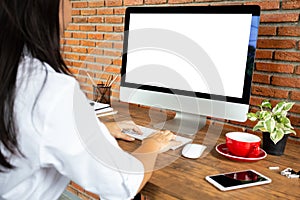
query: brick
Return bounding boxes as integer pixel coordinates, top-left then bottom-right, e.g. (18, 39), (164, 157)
(88, 1), (105, 7)
(72, 32), (87, 39)
(255, 50), (273, 59)
(79, 25), (96, 31)
(73, 17), (88, 23)
(87, 48), (103, 55)
(104, 33), (122, 41)
(88, 16), (104, 23)
(114, 8), (126, 15)
(62, 46), (72, 52)
(67, 24), (80, 31)
(80, 40), (96, 47)
(105, 0), (122, 6)
(72, 47), (87, 53)
(65, 53), (80, 61)
(257, 39), (296, 49)
(96, 73), (111, 80)
(252, 73), (270, 84)
(260, 13), (299, 23)
(104, 50), (122, 57)
(105, 16), (123, 24)
(65, 39), (80, 45)
(245, 0), (280, 10)
(291, 91), (300, 101)
(290, 115), (300, 127)
(72, 61), (86, 68)
(96, 41), (113, 48)
(88, 33), (104, 40)
(72, 2), (88, 8)
(64, 60), (72, 66)
(169, 0), (193, 4)
(81, 9), (96, 16)
(97, 8), (114, 15)
(249, 96), (266, 107)
(113, 26), (124, 32)
(87, 63), (103, 71)
(295, 66), (300, 74)
(271, 76), (300, 88)
(112, 58), (122, 66)
(258, 26), (277, 36)
(96, 57), (113, 65)
(124, 0), (144, 5)
(62, 31), (72, 38)
(80, 56), (95, 63)
(72, 10), (80, 16)
(251, 85), (289, 98)
(111, 83), (120, 90)
(282, 0), (300, 9)
(69, 68), (79, 75)
(274, 51), (300, 62)
(113, 42), (123, 49)
(145, 0), (167, 4)
(290, 103), (300, 114)
(97, 25), (113, 32)
(255, 62), (294, 73)
(104, 66), (121, 73)
(278, 26), (300, 37)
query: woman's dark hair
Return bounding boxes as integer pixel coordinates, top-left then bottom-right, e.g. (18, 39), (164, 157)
(0, 0), (70, 172)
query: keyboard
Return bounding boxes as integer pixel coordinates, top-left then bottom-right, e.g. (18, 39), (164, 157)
(122, 125), (192, 150)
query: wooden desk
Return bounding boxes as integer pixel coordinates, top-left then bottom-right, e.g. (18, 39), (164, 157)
(104, 102), (300, 200)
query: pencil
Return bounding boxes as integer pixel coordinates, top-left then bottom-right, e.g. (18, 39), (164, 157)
(108, 75), (118, 87)
(105, 75), (112, 87)
(86, 72), (97, 86)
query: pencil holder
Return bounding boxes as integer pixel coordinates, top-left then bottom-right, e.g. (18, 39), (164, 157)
(93, 84), (111, 105)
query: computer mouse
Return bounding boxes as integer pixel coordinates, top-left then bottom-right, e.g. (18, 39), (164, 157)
(182, 144), (207, 159)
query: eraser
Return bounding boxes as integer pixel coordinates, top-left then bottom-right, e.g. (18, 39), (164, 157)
(268, 166), (279, 170)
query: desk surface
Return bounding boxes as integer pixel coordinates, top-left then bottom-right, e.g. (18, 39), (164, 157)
(104, 102), (300, 200)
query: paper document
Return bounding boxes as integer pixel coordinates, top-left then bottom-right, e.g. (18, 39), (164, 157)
(90, 101), (113, 114)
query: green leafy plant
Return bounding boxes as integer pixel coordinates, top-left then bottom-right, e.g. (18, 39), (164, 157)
(247, 100), (296, 144)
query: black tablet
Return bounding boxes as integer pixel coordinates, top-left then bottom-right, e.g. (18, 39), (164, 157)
(205, 169), (272, 191)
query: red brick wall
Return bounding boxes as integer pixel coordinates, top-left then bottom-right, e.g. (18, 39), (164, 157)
(61, 1), (299, 198)
(62, 0), (300, 138)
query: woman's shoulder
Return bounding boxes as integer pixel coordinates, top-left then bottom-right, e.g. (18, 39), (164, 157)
(18, 55), (77, 89)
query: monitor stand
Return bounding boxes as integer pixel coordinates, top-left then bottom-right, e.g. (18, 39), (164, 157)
(154, 111), (206, 135)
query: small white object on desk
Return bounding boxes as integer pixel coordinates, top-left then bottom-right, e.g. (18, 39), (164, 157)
(268, 166), (280, 170)
(181, 143), (207, 159)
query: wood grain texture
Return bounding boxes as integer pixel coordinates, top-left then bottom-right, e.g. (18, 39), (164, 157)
(102, 102), (300, 200)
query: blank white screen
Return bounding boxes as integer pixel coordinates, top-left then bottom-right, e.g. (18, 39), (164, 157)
(126, 13), (252, 98)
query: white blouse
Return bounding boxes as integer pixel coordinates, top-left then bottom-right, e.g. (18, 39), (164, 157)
(0, 55), (144, 200)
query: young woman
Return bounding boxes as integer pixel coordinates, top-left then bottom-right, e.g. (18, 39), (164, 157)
(0, 0), (174, 199)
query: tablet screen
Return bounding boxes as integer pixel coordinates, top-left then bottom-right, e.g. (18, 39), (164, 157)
(206, 170), (271, 191)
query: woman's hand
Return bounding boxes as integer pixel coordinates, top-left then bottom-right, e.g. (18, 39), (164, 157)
(105, 120), (142, 141)
(142, 130), (178, 153)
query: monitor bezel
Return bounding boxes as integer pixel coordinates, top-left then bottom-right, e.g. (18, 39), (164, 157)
(121, 5), (260, 105)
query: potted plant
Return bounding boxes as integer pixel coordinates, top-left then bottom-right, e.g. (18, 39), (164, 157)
(247, 100), (296, 156)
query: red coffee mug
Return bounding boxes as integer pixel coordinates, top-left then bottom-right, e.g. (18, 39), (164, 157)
(226, 132), (261, 158)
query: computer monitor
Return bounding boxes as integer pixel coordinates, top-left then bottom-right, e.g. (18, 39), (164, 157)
(120, 5), (260, 135)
